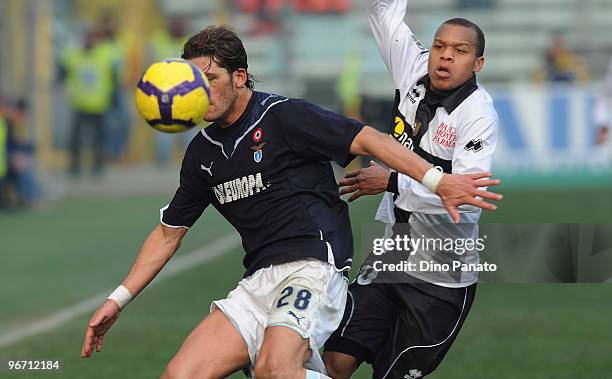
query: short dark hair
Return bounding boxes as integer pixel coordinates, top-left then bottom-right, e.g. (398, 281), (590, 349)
(181, 25), (256, 89)
(441, 18), (485, 57)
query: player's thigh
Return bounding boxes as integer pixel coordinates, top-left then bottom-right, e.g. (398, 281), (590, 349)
(255, 325), (311, 377)
(322, 350), (359, 379)
(323, 280), (398, 372)
(258, 259), (347, 375)
(163, 308), (250, 379)
(373, 283), (477, 379)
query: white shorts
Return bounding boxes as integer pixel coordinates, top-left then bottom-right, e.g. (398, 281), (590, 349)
(211, 259), (348, 373)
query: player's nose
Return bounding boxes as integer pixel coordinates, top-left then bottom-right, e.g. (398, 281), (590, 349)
(441, 49), (453, 60)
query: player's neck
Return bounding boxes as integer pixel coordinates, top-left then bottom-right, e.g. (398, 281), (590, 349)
(218, 88), (253, 128)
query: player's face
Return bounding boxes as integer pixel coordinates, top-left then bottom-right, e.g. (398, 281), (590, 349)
(190, 56), (239, 123)
(428, 24), (484, 91)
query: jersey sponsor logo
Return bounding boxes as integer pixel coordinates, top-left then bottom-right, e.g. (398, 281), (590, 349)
(252, 127), (263, 142)
(465, 139), (483, 152)
(200, 162), (213, 176)
(392, 116), (414, 150)
(404, 369), (423, 378)
(250, 142), (267, 163)
(212, 172), (269, 205)
(433, 122), (457, 148)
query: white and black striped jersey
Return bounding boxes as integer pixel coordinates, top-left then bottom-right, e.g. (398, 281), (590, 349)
(367, 0), (499, 287)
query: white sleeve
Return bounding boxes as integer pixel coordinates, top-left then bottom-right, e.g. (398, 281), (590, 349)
(365, 0), (429, 88)
(594, 59), (612, 128)
(394, 116), (498, 214)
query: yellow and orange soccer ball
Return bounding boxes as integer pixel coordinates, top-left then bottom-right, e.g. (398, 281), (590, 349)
(135, 59), (210, 133)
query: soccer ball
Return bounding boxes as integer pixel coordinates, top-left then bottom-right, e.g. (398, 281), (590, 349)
(135, 59), (210, 133)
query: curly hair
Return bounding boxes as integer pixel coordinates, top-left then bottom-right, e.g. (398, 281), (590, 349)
(181, 25), (256, 89)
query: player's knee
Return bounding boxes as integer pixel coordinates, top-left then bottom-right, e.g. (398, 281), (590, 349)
(323, 351), (358, 379)
(254, 355), (297, 379)
(161, 356), (218, 379)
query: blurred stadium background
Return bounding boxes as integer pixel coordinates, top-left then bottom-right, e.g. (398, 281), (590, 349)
(1, 0), (611, 378)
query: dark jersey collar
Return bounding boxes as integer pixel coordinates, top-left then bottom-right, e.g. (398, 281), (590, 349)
(418, 74), (478, 114)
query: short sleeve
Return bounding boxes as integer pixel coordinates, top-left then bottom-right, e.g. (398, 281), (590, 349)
(160, 144), (211, 228)
(276, 99), (365, 167)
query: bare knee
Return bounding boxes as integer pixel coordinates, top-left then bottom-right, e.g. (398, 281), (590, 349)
(323, 351), (358, 379)
(161, 356), (220, 379)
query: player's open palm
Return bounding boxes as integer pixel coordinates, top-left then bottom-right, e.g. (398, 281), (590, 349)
(437, 172), (502, 223)
(81, 300), (120, 358)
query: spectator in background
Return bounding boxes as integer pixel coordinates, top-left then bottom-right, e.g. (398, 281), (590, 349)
(533, 33), (589, 84)
(293, 0), (350, 13)
(148, 17), (189, 165)
(594, 57), (612, 146)
(235, 0), (284, 35)
(60, 29), (116, 177)
(0, 98), (10, 208)
(5, 99), (40, 208)
(97, 14), (131, 163)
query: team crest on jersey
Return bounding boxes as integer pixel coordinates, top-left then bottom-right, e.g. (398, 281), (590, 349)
(413, 120), (422, 136)
(251, 142), (267, 163)
(252, 127), (263, 143)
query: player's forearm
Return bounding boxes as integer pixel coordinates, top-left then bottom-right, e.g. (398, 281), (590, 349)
(121, 224), (186, 297)
(351, 126), (431, 183)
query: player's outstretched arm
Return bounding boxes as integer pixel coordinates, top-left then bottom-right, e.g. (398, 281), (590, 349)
(349, 126), (502, 223)
(80, 224), (187, 358)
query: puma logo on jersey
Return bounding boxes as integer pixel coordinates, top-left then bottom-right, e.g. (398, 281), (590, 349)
(212, 172), (269, 205)
(288, 311), (305, 325)
(200, 162), (214, 176)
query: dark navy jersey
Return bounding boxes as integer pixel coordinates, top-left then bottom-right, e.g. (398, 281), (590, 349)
(161, 91), (365, 277)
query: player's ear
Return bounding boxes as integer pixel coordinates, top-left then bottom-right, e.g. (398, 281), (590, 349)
(233, 68), (248, 89)
(473, 56), (484, 73)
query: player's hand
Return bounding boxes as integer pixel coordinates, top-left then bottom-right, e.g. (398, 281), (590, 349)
(81, 300), (120, 358)
(339, 161), (390, 202)
(437, 172), (502, 223)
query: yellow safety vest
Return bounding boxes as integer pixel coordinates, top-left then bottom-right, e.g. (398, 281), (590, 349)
(150, 30), (186, 61)
(0, 117), (8, 179)
(62, 45), (115, 113)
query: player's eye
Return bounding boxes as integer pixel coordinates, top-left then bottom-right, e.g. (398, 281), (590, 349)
(456, 49), (465, 54)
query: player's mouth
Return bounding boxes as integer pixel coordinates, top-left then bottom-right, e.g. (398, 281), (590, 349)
(434, 66), (451, 80)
